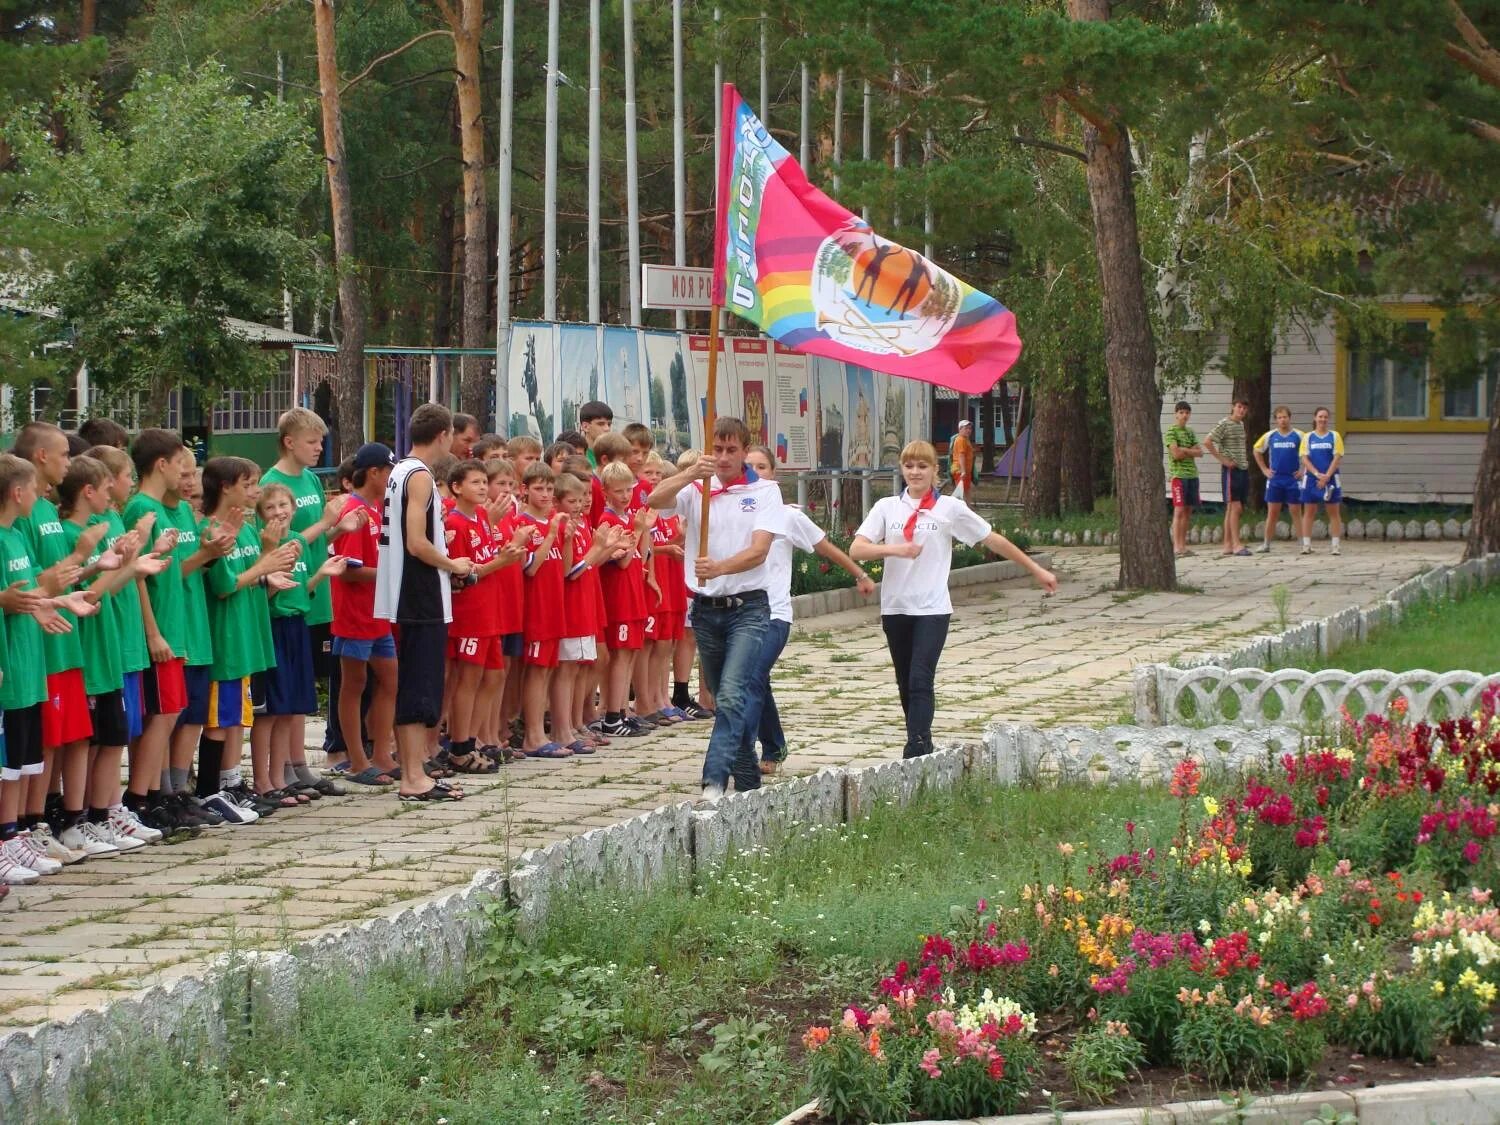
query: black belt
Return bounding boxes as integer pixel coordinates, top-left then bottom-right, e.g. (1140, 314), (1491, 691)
(695, 589), (767, 610)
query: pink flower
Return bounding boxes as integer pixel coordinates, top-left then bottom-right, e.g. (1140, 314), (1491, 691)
(920, 1047), (943, 1079)
(868, 1005), (892, 1030)
(1465, 840), (1484, 864)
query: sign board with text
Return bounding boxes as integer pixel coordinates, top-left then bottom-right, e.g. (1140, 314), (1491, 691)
(641, 265), (714, 310)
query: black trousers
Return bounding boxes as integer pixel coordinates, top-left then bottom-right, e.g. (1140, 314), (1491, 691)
(881, 613), (950, 759)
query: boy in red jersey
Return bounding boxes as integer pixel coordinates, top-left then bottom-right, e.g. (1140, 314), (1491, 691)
(516, 463), (570, 758)
(551, 473), (625, 754)
(642, 452), (688, 722)
(444, 459), (527, 772)
(595, 461), (655, 739)
(506, 436), (541, 480)
(481, 457), (525, 759)
(330, 444), (401, 785)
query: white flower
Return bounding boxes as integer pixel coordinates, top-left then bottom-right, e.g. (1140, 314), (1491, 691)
(1197, 919), (1212, 934)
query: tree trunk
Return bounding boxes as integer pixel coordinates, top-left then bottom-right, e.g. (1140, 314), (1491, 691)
(1465, 369), (1500, 559)
(314, 0), (366, 458)
(449, 0), (491, 426)
(1061, 370), (1095, 513)
(1024, 383), (1063, 520)
(1068, 0), (1174, 589)
(80, 0), (96, 39)
(1230, 325), (1274, 513)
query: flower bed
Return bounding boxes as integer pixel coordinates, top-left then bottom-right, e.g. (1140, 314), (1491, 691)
(790, 534), (1007, 596)
(799, 692), (1500, 1122)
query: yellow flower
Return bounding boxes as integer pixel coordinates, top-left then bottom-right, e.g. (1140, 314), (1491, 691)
(1476, 981), (1498, 1005)
(1433, 980), (1445, 996)
(1202, 796), (1220, 817)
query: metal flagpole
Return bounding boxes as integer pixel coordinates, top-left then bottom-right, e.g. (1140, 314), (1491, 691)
(799, 61), (809, 170)
(672, 0), (687, 332)
(832, 69), (843, 195)
(278, 52), (293, 332)
(495, 0), (516, 431)
(624, 0), (642, 324)
(891, 57), (902, 231)
(543, 0), (560, 321)
(588, 0), (601, 324)
(923, 67), (933, 258)
(759, 12), (768, 124)
(861, 53), (871, 222)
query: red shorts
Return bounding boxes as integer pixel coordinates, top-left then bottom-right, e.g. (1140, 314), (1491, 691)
(606, 619), (645, 651)
(142, 656), (188, 717)
(43, 668), (92, 747)
(449, 635), (505, 670)
(649, 610), (685, 642)
(524, 638), (560, 668)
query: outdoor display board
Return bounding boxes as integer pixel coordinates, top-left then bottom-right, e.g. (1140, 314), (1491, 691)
(504, 322), (930, 469)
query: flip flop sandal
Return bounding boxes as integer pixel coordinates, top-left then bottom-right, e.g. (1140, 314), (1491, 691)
(398, 780), (465, 803)
(524, 742), (572, 759)
(566, 740), (596, 755)
(307, 778), (347, 797)
(448, 751), (500, 775)
(348, 767), (396, 786)
(325, 760), (352, 776)
(289, 783), (324, 800)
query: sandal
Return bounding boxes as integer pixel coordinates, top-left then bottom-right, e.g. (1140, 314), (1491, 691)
(566, 740), (596, 756)
(306, 778), (346, 797)
(524, 741), (572, 759)
(423, 759), (455, 779)
(398, 779), (465, 803)
(348, 767), (396, 786)
(260, 788), (301, 809)
(447, 750), (499, 775)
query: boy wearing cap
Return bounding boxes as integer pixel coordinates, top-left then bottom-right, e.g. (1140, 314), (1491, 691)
(950, 420), (975, 505)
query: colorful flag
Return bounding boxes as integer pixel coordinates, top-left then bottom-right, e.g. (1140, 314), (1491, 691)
(713, 84), (1021, 395)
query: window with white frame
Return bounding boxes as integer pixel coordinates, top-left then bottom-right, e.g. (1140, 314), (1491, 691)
(1443, 354), (1498, 420)
(1346, 320), (1431, 421)
(210, 359), (293, 433)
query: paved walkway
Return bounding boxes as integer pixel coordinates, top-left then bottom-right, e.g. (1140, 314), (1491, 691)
(0, 541), (1457, 1029)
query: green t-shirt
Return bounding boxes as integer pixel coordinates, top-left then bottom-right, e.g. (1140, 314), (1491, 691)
(269, 532), (313, 619)
(260, 466), (332, 627)
(0, 521), (47, 709)
(123, 493), (189, 659)
(62, 518), (123, 697)
(202, 519), (276, 682)
(20, 497), (83, 674)
(172, 502), (214, 668)
(1164, 424), (1200, 480)
(93, 508), (150, 674)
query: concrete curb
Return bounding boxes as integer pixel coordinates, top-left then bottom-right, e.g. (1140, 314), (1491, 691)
(788, 553), (1052, 625)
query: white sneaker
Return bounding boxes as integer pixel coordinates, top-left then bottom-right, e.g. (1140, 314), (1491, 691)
(1330, 542), (1341, 556)
(202, 791), (257, 825)
(1255, 542), (1271, 554)
(108, 805), (162, 845)
(24, 827), (69, 873)
(701, 783), (726, 804)
(98, 820), (146, 852)
(61, 821), (122, 857)
(0, 842), (39, 884)
(1299, 544), (1313, 555)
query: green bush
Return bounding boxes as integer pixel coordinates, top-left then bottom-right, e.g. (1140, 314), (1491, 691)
(1063, 1021), (1147, 1104)
(789, 533), (1024, 597)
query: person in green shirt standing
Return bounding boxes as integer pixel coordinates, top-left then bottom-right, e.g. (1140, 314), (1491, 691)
(199, 457), (298, 818)
(1164, 401), (1204, 560)
(259, 409), (363, 784)
(0, 453), (99, 884)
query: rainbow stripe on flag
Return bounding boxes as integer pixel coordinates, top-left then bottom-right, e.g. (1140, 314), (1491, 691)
(712, 84), (1021, 395)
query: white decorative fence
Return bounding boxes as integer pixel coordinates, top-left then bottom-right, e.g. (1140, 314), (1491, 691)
(1134, 555), (1500, 728)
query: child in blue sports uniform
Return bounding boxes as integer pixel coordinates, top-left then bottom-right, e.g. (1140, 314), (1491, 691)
(1252, 405), (1304, 554)
(1299, 407), (1345, 556)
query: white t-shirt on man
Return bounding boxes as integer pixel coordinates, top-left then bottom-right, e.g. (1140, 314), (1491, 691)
(671, 472), (785, 598)
(856, 491), (991, 615)
(765, 507), (826, 623)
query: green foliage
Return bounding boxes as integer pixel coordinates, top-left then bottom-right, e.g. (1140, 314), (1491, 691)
(1062, 1022), (1147, 1104)
(1280, 586), (1500, 679)
(1328, 972), (1440, 1063)
(1, 64), (324, 414)
(1172, 1001), (1324, 1087)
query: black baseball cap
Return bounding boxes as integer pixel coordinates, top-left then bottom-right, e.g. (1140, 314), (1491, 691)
(353, 442), (395, 471)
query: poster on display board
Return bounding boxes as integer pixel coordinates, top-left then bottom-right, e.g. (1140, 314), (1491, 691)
(813, 356), (846, 469)
(844, 365), (877, 469)
(686, 334), (739, 450)
(732, 338), (771, 446)
(908, 377), (932, 448)
(770, 342), (812, 470)
(557, 324), (601, 437)
(873, 372), (907, 468)
(506, 321), (557, 443)
(642, 331), (691, 459)
(602, 326), (645, 431)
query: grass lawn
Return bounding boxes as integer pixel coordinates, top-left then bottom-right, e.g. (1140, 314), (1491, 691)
(1281, 585), (1500, 675)
(51, 783), (1182, 1125)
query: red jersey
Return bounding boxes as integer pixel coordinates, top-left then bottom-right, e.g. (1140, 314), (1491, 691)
(563, 522), (600, 638)
(332, 493), (387, 639)
(518, 511), (566, 642)
(445, 506), (500, 637)
(491, 512), (525, 636)
(651, 512), (688, 613)
(589, 474), (607, 526)
(596, 507), (647, 625)
(631, 477), (651, 513)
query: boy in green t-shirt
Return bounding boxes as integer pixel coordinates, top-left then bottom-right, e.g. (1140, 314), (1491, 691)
(198, 457), (298, 817)
(1164, 401), (1204, 560)
(248, 482), (347, 808)
(58, 454), (173, 855)
(0, 454), (100, 884)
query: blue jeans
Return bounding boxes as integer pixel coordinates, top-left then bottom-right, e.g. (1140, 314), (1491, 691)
(742, 617), (791, 763)
(693, 591), (770, 791)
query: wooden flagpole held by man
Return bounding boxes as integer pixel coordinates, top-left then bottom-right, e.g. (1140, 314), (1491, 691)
(699, 309), (720, 557)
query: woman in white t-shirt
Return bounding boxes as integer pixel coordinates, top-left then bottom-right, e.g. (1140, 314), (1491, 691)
(744, 446), (874, 776)
(852, 440), (1057, 759)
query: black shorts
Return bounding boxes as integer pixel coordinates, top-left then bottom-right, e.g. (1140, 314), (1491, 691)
(501, 632), (524, 659)
(2, 704), (44, 780)
(1222, 466), (1249, 504)
(254, 615), (318, 716)
(176, 664), (213, 728)
(395, 622), (448, 728)
(308, 621), (337, 680)
(88, 691), (130, 749)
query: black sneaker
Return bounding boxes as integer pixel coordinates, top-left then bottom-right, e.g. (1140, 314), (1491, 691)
(680, 701), (715, 721)
(170, 793), (223, 828)
(224, 785), (274, 818)
(625, 716), (655, 734)
(598, 717), (647, 738)
(146, 801), (200, 838)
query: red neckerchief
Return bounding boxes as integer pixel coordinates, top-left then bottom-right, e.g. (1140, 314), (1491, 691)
(695, 466), (760, 499)
(902, 489), (938, 542)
